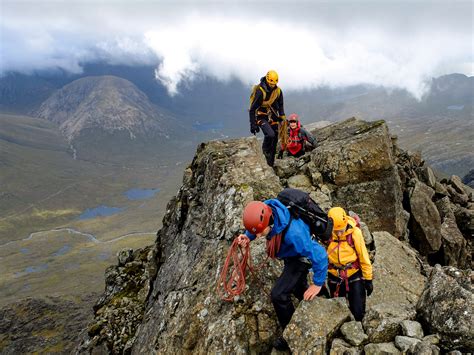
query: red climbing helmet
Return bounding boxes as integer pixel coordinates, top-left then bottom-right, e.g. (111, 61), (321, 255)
(242, 201), (272, 234)
(288, 113), (299, 122)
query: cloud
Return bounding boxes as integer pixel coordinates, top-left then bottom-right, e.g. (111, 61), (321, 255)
(1, 1), (472, 99)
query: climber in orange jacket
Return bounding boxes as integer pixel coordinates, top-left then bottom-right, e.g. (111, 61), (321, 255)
(326, 207), (373, 321)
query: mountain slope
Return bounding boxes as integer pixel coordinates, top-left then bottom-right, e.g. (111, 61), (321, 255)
(36, 75), (180, 141)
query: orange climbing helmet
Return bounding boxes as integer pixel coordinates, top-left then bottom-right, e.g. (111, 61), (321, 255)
(242, 201), (272, 234)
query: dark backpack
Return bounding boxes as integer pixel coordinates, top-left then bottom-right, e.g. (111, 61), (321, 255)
(277, 188), (333, 242)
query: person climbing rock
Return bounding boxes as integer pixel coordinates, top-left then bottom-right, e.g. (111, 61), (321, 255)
(278, 113), (317, 158)
(325, 207), (373, 321)
(236, 199), (328, 350)
(248, 70), (286, 167)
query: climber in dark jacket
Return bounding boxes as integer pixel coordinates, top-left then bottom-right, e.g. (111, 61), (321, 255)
(249, 70), (286, 167)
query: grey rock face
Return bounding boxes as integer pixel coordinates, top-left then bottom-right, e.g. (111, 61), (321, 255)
(76, 247), (155, 353)
(394, 335), (422, 352)
(362, 303), (416, 343)
(416, 265), (474, 352)
(408, 180), (443, 255)
(330, 338), (361, 355)
(340, 321), (368, 346)
(310, 119), (406, 239)
(130, 138), (283, 354)
(435, 197), (470, 268)
(411, 341), (441, 355)
(287, 174), (313, 192)
(117, 248), (133, 266)
(364, 342), (401, 355)
(368, 232), (426, 308)
(401, 320), (424, 339)
(416, 166), (437, 189)
(284, 298), (351, 353)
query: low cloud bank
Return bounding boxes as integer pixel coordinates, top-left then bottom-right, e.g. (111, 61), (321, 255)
(2, 3), (472, 99)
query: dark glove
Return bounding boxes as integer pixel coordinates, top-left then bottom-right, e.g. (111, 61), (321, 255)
(250, 124), (260, 135)
(364, 280), (373, 296)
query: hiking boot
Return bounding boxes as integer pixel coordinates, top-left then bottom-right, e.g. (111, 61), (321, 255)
(273, 336), (290, 351)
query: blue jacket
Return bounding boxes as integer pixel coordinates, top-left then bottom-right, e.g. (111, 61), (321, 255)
(245, 199), (328, 286)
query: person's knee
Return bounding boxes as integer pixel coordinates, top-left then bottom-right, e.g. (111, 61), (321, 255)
(353, 308), (365, 321)
(271, 287), (290, 304)
(264, 127), (275, 139)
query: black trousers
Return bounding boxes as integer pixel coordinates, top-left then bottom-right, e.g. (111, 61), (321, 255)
(271, 258), (310, 329)
(260, 119), (279, 167)
(328, 270), (366, 321)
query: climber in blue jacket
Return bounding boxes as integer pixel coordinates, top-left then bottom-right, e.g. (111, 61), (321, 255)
(236, 198), (328, 350)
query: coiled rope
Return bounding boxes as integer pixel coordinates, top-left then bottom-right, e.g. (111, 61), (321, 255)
(217, 238), (253, 302)
(217, 234), (282, 302)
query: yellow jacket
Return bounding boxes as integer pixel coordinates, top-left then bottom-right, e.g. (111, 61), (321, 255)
(326, 217), (373, 280)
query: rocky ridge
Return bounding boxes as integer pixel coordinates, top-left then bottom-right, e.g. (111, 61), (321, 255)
(76, 118), (473, 354)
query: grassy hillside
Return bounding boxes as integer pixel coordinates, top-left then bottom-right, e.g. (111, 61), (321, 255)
(0, 113), (192, 306)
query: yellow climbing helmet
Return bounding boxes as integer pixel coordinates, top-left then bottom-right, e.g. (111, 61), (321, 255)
(266, 70), (279, 88)
(328, 207), (348, 231)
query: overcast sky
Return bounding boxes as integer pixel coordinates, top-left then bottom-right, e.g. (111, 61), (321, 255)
(1, 0), (472, 98)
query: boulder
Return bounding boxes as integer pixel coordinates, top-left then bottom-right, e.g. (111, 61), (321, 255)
(287, 174), (313, 192)
(394, 335), (421, 352)
(117, 248), (133, 266)
(408, 180), (442, 255)
(332, 171), (408, 239)
(363, 303), (416, 343)
(449, 175), (469, 195)
(400, 320), (424, 339)
(422, 334), (440, 345)
(330, 338), (360, 355)
(364, 342), (401, 355)
(273, 157), (299, 179)
(435, 197), (469, 268)
(309, 189), (332, 213)
(446, 185), (469, 206)
(310, 119), (395, 186)
(368, 232), (426, 308)
(309, 119), (407, 239)
(416, 265), (473, 351)
(284, 298), (351, 353)
(340, 321), (368, 346)
(411, 341), (440, 355)
(416, 166), (437, 189)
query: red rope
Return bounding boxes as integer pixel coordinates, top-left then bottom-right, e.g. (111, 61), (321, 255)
(217, 238), (253, 302)
(217, 234), (285, 302)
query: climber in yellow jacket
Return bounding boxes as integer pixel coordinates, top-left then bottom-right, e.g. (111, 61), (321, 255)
(326, 207), (373, 321)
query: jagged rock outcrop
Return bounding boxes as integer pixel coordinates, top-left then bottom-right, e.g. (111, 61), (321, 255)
(416, 265), (474, 352)
(308, 119), (408, 239)
(77, 118), (473, 354)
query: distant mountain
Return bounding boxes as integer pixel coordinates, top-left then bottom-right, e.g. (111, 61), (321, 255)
(36, 75), (180, 142)
(1, 65), (472, 174)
